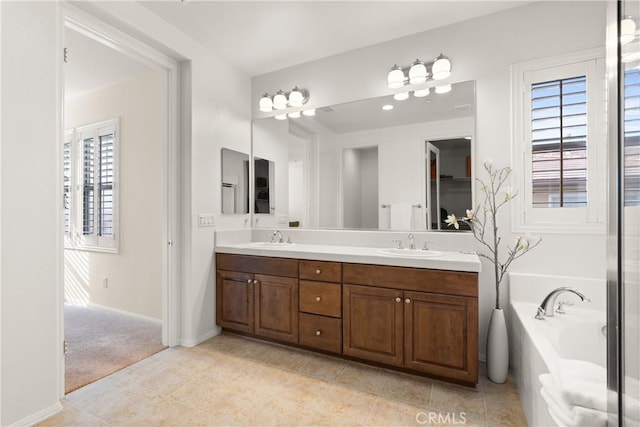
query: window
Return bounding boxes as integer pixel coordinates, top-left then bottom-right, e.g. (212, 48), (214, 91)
(512, 50), (606, 233)
(65, 118), (119, 252)
(624, 68), (640, 206)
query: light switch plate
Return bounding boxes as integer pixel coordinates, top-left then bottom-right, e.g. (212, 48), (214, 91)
(198, 213), (215, 227)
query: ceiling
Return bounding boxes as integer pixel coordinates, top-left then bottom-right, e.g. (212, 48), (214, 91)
(65, 1), (528, 99)
(139, 1), (529, 76)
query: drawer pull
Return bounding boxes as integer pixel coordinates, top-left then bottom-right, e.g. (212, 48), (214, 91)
(315, 296), (322, 302)
(254, 279), (259, 285)
(246, 279), (252, 284)
(315, 330), (322, 336)
(405, 298), (411, 304)
(315, 269), (321, 274)
(395, 297), (401, 302)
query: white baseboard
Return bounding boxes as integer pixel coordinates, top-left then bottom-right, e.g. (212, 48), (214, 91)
(180, 326), (221, 347)
(11, 401), (62, 427)
(84, 302), (162, 325)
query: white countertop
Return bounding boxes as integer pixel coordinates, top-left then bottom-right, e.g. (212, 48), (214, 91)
(215, 242), (481, 273)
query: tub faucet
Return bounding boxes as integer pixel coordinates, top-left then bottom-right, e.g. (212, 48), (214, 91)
(271, 230), (283, 244)
(408, 234), (415, 250)
(535, 287), (593, 319)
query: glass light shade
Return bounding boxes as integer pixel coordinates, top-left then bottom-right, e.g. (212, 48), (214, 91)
(274, 114), (288, 120)
(302, 109), (316, 116)
(408, 60), (428, 85)
(288, 87), (304, 107)
(273, 91), (288, 110)
(432, 54), (452, 80)
(288, 111), (301, 118)
(621, 17), (636, 45)
(393, 92), (409, 101)
(387, 65), (405, 89)
(259, 94), (273, 112)
(413, 88), (430, 98)
(435, 84), (452, 94)
(382, 104), (394, 111)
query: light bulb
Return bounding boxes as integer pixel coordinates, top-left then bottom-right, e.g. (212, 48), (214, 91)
(435, 84), (452, 94)
(621, 16), (636, 45)
(387, 65), (405, 89)
(288, 111), (301, 118)
(259, 93), (273, 112)
(273, 91), (288, 110)
(288, 87), (304, 107)
(413, 88), (430, 98)
(302, 109), (316, 116)
(382, 104), (394, 111)
(393, 92), (409, 101)
(274, 114), (288, 120)
(409, 60), (428, 85)
(432, 54), (452, 80)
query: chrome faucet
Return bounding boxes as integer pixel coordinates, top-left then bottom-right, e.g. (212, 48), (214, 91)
(408, 234), (415, 250)
(270, 230), (283, 244)
(535, 287), (593, 319)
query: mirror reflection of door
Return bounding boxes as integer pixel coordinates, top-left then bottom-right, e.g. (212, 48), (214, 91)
(254, 157), (274, 214)
(426, 143), (441, 230)
(426, 137), (473, 231)
(342, 146), (379, 229)
(221, 148), (250, 214)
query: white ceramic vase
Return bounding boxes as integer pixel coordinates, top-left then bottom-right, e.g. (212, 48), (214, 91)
(486, 307), (509, 383)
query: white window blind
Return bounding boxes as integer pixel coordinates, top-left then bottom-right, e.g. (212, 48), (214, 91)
(624, 68), (640, 206)
(65, 118), (119, 252)
(531, 76), (588, 208)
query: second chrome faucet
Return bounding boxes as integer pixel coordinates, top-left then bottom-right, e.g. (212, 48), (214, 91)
(535, 287), (593, 320)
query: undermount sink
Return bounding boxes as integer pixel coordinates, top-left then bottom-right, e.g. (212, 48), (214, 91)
(243, 241), (295, 249)
(379, 248), (444, 258)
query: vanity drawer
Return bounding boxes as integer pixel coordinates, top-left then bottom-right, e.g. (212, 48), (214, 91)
(299, 260), (342, 282)
(299, 313), (342, 353)
(299, 280), (342, 318)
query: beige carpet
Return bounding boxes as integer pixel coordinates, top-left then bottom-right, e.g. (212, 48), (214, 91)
(64, 304), (166, 394)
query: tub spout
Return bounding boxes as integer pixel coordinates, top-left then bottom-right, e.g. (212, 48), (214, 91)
(536, 287), (592, 319)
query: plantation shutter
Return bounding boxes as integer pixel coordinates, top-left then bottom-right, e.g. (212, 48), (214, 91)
(624, 68), (640, 206)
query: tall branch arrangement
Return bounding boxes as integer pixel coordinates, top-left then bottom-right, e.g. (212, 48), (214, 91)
(445, 160), (541, 309)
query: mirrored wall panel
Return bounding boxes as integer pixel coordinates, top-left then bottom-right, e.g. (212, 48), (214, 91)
(221, 148), (249, 215)
(252, 80), (476, 231)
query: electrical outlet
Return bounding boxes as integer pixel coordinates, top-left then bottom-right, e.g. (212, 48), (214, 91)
(102, 276), (108, 288)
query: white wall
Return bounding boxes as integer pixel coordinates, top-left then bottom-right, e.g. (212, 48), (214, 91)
(64, 70), (164, 321)
(1, 1), (62, 424)
(252, 1), (608, 358)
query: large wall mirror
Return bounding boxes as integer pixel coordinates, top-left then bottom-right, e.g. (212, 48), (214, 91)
(221, 148), (250, 214)
(251, 80), (475, 231)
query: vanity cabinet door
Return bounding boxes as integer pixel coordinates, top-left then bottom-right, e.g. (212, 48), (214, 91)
(404, 291), (478, 384)
(216, 270), (254, 334)
(254, 274), (299, 343)
(343, 284), (404, 367)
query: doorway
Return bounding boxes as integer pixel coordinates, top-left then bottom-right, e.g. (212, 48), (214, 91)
(59, 5), (180, 395)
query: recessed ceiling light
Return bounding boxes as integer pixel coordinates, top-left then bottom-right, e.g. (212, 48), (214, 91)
(382, 104), (394, 111)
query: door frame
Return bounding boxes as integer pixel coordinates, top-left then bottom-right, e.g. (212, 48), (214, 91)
(57, 4), (181, 397)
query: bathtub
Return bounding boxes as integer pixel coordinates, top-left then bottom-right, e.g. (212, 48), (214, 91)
(509, 273), (606, 426)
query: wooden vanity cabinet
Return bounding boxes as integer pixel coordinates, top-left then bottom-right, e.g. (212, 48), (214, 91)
(216, 254), (299, 343)
(342, 263), (478, 385)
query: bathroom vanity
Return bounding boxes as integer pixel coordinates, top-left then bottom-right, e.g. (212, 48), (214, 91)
(215, 244), (479, 386)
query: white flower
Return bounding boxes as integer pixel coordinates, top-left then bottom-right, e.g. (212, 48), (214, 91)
(465, 209), (475, 220)
(445, 213), (459, 230)
(483, 159), (493, 169)
(502, 186), (513, 202)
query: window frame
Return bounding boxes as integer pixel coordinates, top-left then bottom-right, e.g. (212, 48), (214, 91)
(65, 118), (120, 253)
(511, 49), (606, 234)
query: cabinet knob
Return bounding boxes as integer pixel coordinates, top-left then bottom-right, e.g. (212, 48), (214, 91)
(315, 269), (321, 274)
(253, 279), (259, 285)
(405, 298), (411, 304)
(315, 296), (322, 302)
(395, 297), (401, 303)
(315, 330), (322, 336)
(246, 279), (252, 284)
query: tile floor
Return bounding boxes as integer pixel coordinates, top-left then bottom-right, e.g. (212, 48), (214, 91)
(40, 333), (528, 426)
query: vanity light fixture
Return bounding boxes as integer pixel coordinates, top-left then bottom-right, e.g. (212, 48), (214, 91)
(274, 114), (288, 120)
(621, 16), (636, 45)
(258, 87), (310, 118)
(386, 54), (452, 89)
(413, 87), (431, 98)
(302, 109), (316, 116)
(435, 84), (452, 94)
(288, 111), (301, 119)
